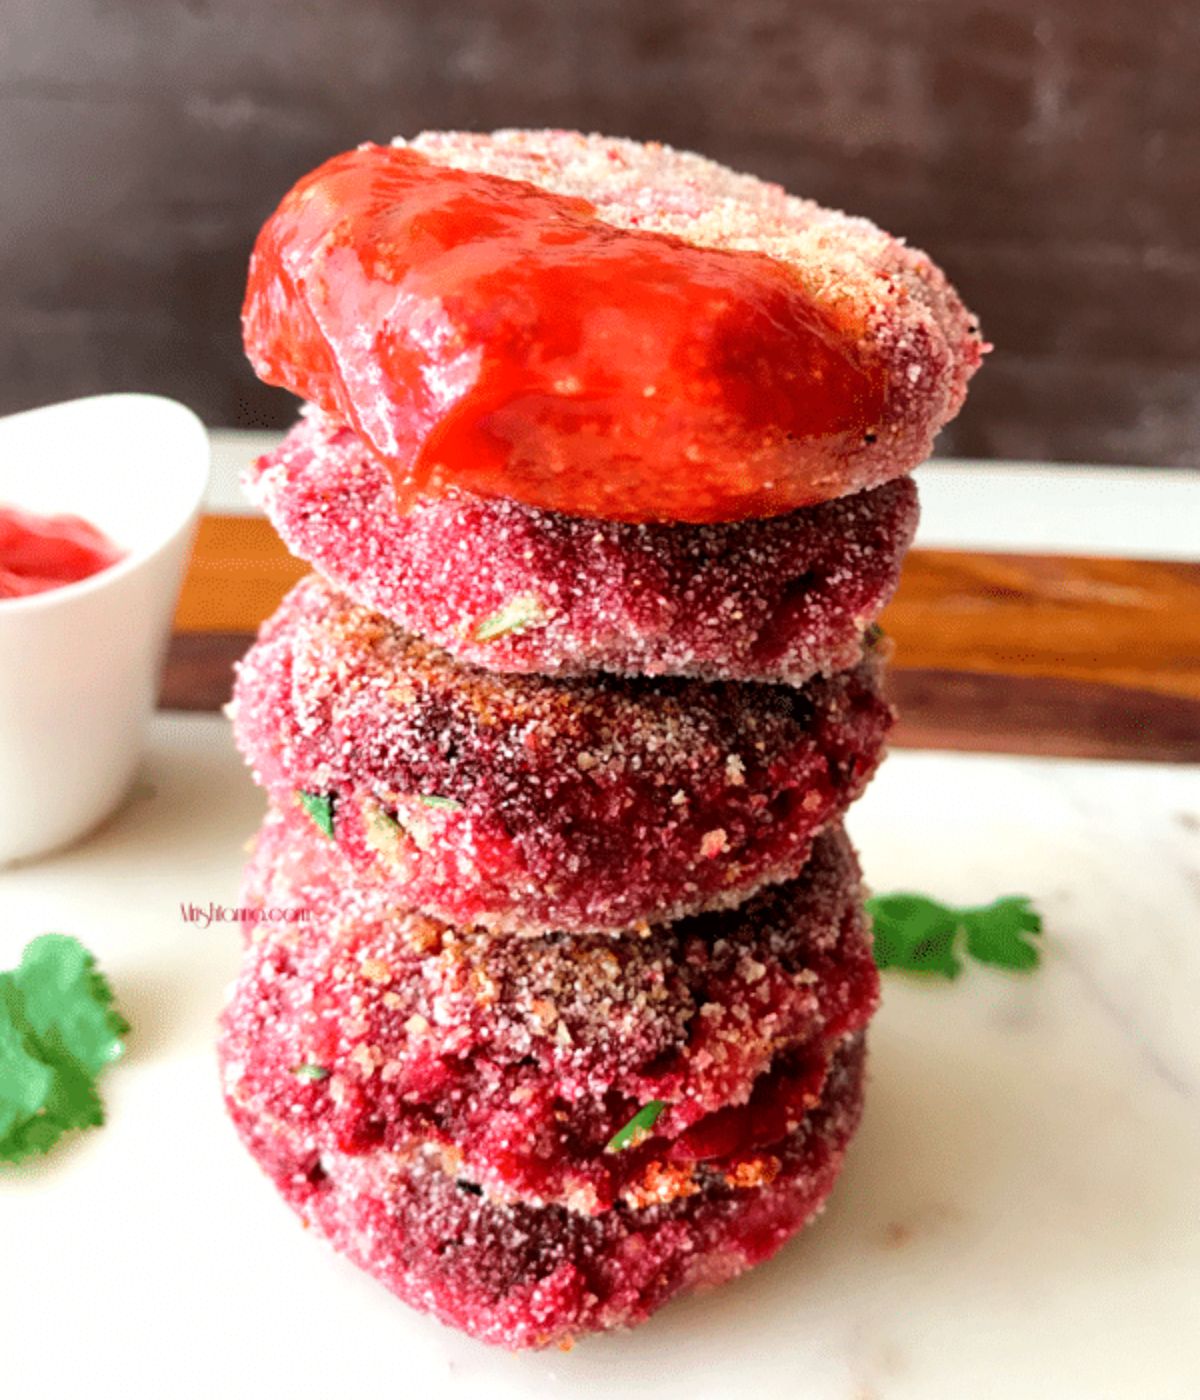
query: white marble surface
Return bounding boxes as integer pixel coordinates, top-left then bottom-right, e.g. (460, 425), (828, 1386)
(206, 428), (1200, 561)
(2, 715), (1197, 1399)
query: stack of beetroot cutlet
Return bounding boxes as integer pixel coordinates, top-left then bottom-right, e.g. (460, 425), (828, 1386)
(220, 129), (984, 1350)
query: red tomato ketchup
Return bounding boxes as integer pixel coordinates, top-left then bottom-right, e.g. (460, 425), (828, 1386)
(243, 146), (889, 524)
(0, 505), (124, 600)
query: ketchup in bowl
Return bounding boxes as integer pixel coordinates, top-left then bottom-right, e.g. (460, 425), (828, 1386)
(0, 504), (125, 599)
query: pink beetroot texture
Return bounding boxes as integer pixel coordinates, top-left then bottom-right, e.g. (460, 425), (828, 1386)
(247, 409), (918, 686)
(231, 574), (892, 934)
(220, 809), (877, 1212)
(224, 1030), (865, 1349)
(214, 125), (973, 1348)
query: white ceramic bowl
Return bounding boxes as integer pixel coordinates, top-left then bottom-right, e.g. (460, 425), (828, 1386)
(0, 394), (209, 864)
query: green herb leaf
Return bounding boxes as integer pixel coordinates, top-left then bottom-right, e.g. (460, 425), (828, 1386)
(417, 794), (463, 812)
(297, 790), (335, 839)
(868, 894), (963, 977)
(473, 594), (549, 643)
(605, 1099), (666, 1154)
(0, 934), (128, 1164)
(291, 1063), (329, 1082)
(867, 892), (1043, 978)
(960, 897), (1043, 971)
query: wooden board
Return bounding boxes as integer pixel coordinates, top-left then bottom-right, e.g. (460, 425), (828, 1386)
(165, 515), (1200, 762)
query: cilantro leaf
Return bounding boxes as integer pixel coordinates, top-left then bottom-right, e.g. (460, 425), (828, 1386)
(0, 1012), (55, 1142)
(866, 892), (1043, 978)
(0, 934), (128, 1164)
(961, 897), (1043, 971)
(297, 790), (335, 839)
(291, 1063), (329, 1082)
(417, 794), (463, 812)
(473, 594), (549, 643)
(868, 894), (964, 977)
(605, 1100), (666, 1154)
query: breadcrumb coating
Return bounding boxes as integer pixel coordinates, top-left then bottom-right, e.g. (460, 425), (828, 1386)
(231, 574), (893, 933)
(220, 810), (877, 1212)
(248, 407), (917, 684)
(224, 1028), (865, 1349)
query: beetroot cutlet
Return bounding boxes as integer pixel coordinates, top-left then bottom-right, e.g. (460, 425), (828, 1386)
(220, 120), (983, 1348)
(230, 574), (893, 934)
(224, 1031), (865, 1350)
(243, 129), (984, 524)
(248, 409), (918, 686)
(220, 808), (877, 1212)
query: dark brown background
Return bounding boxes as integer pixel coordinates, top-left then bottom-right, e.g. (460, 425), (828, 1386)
(3, 0), (1197, 465)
